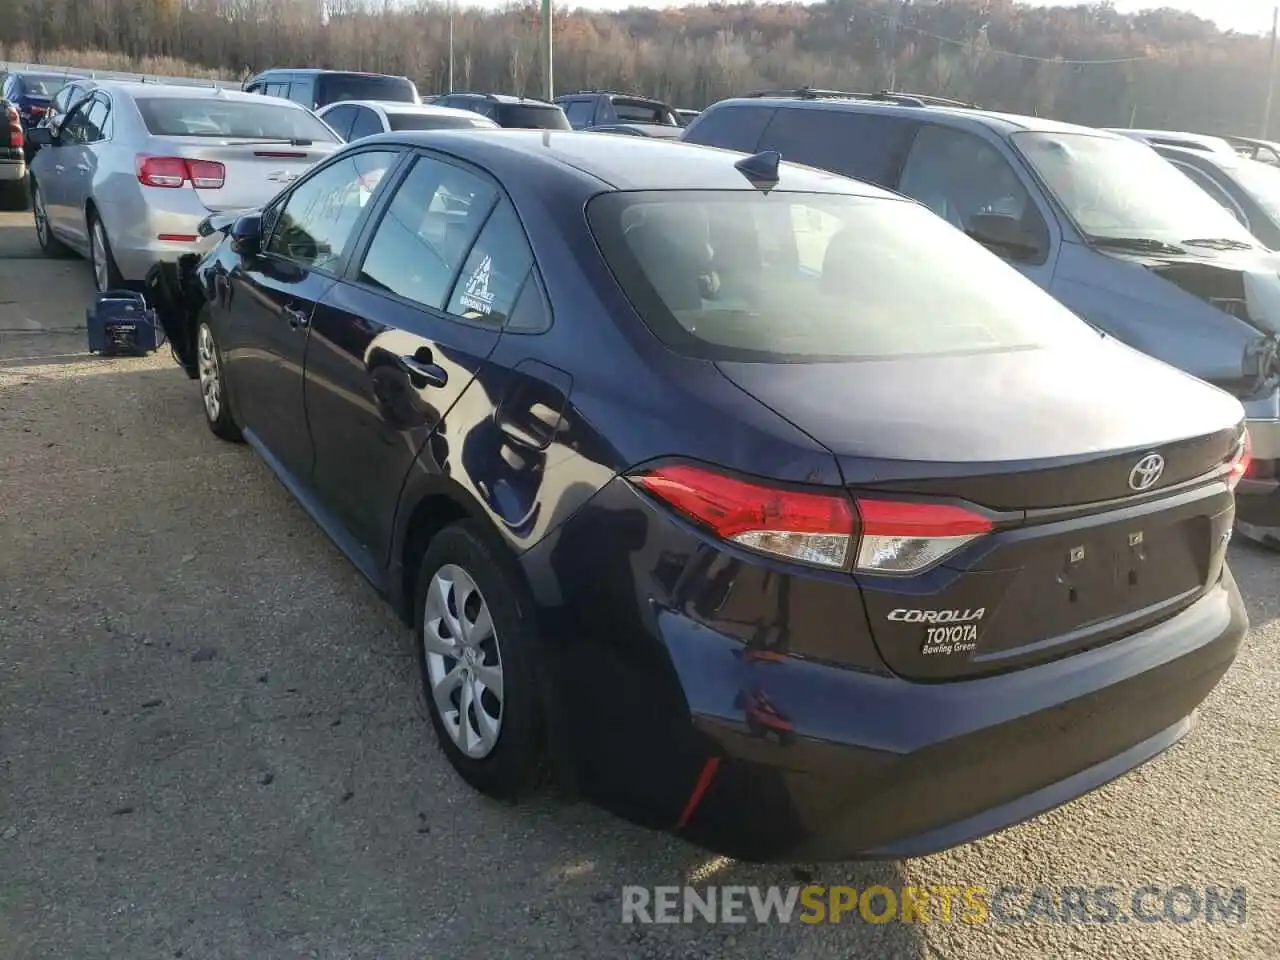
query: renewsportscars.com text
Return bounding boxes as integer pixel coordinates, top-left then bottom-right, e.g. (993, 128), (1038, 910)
(621, 884), (1248, 925)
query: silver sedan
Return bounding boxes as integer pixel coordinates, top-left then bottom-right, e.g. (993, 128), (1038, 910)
(28, 81), (342, 291)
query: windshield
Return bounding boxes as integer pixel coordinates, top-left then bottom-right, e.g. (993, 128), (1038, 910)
(588, 190), (1096, 363)
(1226, 157), (1280, 225)
(20, 75), (68, 97)
(136, 97), (339, 142)
(495, 104), (571, 130)
(319, 74), (417, 104)
(1013, 131), (1257, 247)
(387, 112), (494, 132)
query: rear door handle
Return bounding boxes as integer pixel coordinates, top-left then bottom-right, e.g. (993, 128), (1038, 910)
(284, 305), (309, 329)
(397, 355), (448, 388)
(53, 164), (64, 173)
(76, 163), (90, 173)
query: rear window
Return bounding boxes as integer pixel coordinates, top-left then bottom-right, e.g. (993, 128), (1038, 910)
(319, 74), (417, 104)
(135, 97), (339, 142)
(588, 190), (1094, 362)
(495, 104), (571, 130)
(19, 75), (68, 97)
(386, 112), (493, 132)
(613, 100), (676, 125)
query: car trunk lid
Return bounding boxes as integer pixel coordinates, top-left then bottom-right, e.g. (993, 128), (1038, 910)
(716, 342), (1245, 680)
(147, 136), (335, 211)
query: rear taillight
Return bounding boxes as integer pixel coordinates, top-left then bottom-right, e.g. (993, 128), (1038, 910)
(1227, 428), (1252, 490)
(853, 499), (992, 575)
(632, 465), (855, 569)
(630, 465), (993, 574)
(135, 155), (225, 189)
(5, 105), (21, 148)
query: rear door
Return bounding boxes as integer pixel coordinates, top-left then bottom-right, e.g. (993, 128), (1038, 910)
(224, 148), (402, 481)
(305, 150), (509, 558)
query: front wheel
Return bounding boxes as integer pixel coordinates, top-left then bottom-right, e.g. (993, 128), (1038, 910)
(31, 181), (69, 256)
(197, 319), (242, 443)
(414, 521), (545, 799)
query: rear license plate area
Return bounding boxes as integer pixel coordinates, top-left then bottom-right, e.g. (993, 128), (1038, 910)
(983, 517), (1208, 654)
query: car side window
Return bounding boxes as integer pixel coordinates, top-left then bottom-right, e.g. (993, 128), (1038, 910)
(265, 150), (400, 271)
(898, 125), (1047, 252)
(349, 106), (383, 141)
(446, 199), (536, 326)
(562, 100), (595, 128)
(322, 104), (357, 141)
(82, 96), (111, 142)
(758, 108), (917, 185)
(356, 155), (499, 310)
(1171, 162), (1246, 219)
(59, 100), (95, 144)
(288, 78), (316, 109)
(683, 105), (774, 152)
(264, 82), (290, 99)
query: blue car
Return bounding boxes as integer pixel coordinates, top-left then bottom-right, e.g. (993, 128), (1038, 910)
(177, 130), (1249, 861)
(1, 71), (79, 156)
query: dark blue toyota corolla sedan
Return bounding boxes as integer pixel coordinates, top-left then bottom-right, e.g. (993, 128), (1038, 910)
(181, 130), (1251, 861)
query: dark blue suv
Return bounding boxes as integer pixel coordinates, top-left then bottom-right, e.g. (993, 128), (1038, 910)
(684, 90), (1280, 547)
(179, 130), (1248, 861)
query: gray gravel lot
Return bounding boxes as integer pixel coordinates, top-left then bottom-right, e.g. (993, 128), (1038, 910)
(0, 209), (1276, 960)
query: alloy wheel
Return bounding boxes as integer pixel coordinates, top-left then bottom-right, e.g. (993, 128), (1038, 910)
(423, 563), (505, 759)
(197, 324), (222, 423)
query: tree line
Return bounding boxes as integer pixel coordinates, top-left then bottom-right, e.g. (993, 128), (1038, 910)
(0, 0), (1276, 137)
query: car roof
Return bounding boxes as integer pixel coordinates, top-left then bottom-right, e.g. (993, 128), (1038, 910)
(357, 128), (902, 195)
(448, 93), (559, 107)
(257, 68), (408, 78)
(321, 99), (489, 120)
(1156, 143), (1251, 171)
(1107, 128), (1235, 150)
(95, 82), (298, 105)
(709, 95), (1112, 139)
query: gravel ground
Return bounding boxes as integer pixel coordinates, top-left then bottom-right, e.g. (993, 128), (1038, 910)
(0, 209), (1275, 960)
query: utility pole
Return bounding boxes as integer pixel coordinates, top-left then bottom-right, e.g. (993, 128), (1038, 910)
(1264, 5), (1278, 138)
(541, 0), (553, 100)
(448, 0), (455, 93)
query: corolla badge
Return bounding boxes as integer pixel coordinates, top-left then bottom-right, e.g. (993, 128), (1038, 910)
(267, 170), (301, 184)
(1128, 453), (1165, 491)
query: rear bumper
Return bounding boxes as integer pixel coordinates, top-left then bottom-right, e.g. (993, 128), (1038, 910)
(523, 477), (1250, 862)
(683, 571), (1246, 862)
(0, 155), (26, 182)
(98, 192), (220, 283)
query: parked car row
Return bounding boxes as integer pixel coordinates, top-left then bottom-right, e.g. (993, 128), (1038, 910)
(17, 61), (1270, 864)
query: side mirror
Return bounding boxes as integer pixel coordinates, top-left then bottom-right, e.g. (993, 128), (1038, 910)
(967, 213), (1047, 263)
(27, 126), (54, 147)
(229, 213), (262, 256)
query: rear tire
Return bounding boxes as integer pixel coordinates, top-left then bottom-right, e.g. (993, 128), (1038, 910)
(414, 521), (545, 799)
(88, 210), (125, 292)
(31, 180), (69, 256)
(197, 319), (243, 443)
